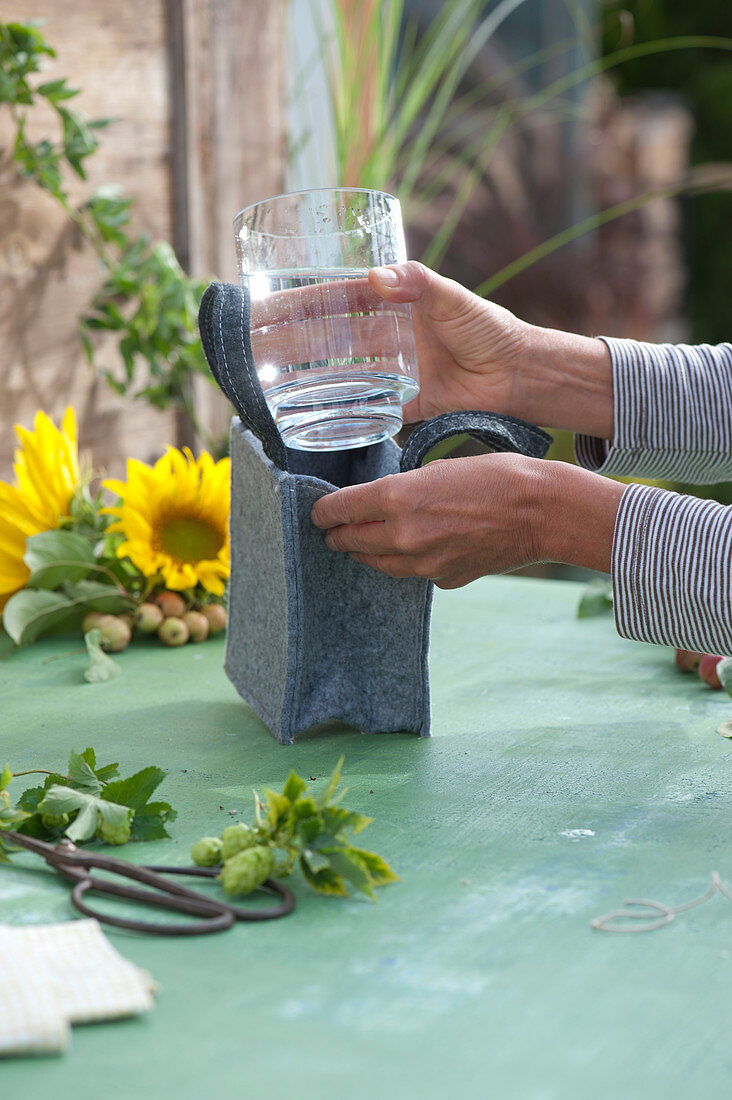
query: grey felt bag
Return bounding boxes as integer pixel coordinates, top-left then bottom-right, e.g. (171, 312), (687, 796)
(199, 282), (551, 744)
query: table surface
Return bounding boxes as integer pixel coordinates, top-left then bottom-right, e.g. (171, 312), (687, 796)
(2, 575), (732, 1099)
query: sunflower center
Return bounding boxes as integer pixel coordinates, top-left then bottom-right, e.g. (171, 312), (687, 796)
(158, 516), (223, 563)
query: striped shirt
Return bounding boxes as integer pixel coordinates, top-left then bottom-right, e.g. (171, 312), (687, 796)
(574, 337), (732, 655)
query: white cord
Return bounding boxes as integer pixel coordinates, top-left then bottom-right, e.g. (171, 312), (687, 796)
(591, 872), (731, 933)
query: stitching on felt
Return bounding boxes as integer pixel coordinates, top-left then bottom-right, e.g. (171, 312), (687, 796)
(281, 480), (303, 740)
(218, 291), (237, 408)
(413, 580), (432, 733)
(402, 413), (547, 471)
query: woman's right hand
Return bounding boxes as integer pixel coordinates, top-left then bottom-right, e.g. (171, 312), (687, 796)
(248, 260), (614, 438)
(368, 261), (530, 424)
(369, 262), (614, 438)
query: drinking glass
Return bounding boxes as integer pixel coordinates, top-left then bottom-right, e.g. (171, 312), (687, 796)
(233, 188), (419, 451)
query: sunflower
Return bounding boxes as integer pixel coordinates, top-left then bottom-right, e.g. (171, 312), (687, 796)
(0, 408), (80, 610)
(103, 448), (230, 595)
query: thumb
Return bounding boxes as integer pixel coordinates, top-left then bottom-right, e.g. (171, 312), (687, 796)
(368, 260), (473, 320)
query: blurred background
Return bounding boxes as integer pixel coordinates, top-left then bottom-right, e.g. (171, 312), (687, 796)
(1, 0), (731, 504)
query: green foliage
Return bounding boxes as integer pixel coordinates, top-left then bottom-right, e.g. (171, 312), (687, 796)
(0, 747), (176, 860)
(0, 21), (223, 453)
(82, 213), (212, 424)
(318, 3), (732, 285)
(191, 757), (398, 901)
(0, 21), (97, 200)
(23, 529), (96, 589)
(38, 784), (133, 844)
(603, 2), (732, 345)
(577, 578), (613, 619)
(2, 530), (133, 647)
(83, 627), (122, 683)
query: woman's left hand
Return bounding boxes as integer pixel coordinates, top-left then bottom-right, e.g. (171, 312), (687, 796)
(310, 454), (624, 587)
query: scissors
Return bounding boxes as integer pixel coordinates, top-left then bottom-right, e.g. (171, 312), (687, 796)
(4, 830), (295, 936)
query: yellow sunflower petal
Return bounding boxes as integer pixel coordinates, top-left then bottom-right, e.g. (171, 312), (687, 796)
(0, 408), (81, 599)
(106, 446), (230, 589)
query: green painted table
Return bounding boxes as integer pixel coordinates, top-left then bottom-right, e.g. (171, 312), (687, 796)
(2, 575), (732, 1098)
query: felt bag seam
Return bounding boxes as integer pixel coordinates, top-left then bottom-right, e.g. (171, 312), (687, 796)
(281, 477), (304, 743)
(415, 585), (432, 734)
(222, 442), (288, 740)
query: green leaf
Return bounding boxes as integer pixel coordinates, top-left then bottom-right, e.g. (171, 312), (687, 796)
(80, 747), (97, 769)
(75, 747), (119, 783)
(83, 627), (122, 683)
(129, 802), (177, 842)
(315, 755), (345, 810)
(348, 846), (400, 886)
(24, 529), (96, 588)
(295, 817), (324, 845)
(282, 771), (307, 802)
(322, 806), (373, 837)
(67, 749), (102, 793)
(289, 795), (318, 822)
(94, 761), (120, 783)
(2, 588), (83, 645)
(37, 784), (132, 843)
(0, 764), (12, 792)
(71, 580), (132, 614)
(577, 579), (613, 619)
(301, 848), (331, 875)
(262, 788), (291, 829)
(37, 78), (79, 102)
(299, 856), (349, 897)
(17, 775), (66, 812)
(103, 766), (166, 811)
(0, 628), (15, 658)
(322, 845), (375, 900)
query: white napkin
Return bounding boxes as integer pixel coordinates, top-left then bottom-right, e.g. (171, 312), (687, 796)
(0, 919), (157, 1056)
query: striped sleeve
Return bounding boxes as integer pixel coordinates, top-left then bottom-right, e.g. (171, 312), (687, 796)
(573, 336), (732, 654)
(574, 337), (732, 482)
(611, 483), (732, 655)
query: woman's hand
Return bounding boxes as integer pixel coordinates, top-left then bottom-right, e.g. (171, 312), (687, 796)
(367, 262), (529, 424)
(310, 453), (625, 588)
(248, 260), (614, 438)
(369, 262), (615, 438)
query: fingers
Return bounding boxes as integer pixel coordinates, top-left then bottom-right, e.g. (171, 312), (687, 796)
(250, 310), (407, 372)
(324, 521), (394, 557)
(311, 479), (397, 530)
(348, 551), (467, 587)
(348, 552), (418, 579)
(249, 278), (380, 327)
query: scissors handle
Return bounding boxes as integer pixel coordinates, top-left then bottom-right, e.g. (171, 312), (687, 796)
(69, 872), (235, 935)
(145, 864), (296, 922)
(67, 865), (294, 933)
(4, 831), (295, 934)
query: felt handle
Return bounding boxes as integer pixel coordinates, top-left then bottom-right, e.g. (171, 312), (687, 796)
(199, 282), (289, 471)
(398, 410), (552, 473)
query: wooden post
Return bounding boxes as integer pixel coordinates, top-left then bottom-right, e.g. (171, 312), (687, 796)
(168, 0), (290, 446)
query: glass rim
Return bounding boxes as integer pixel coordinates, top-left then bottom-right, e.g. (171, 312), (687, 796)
(232, 186), (401, 237)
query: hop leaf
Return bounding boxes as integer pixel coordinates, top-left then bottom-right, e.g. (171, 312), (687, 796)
(37, 784), (132, 844)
